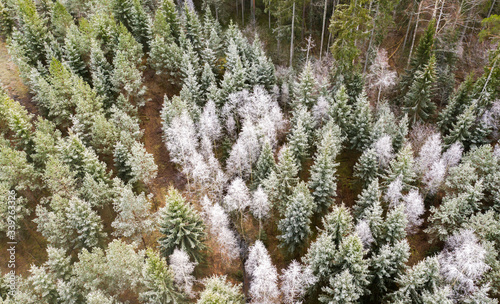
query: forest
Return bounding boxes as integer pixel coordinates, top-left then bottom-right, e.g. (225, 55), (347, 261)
(0, 0), (499, 303)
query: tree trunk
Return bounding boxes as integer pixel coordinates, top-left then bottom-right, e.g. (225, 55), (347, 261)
(320, 0), (328, 60)
(327, 0), (336, 55)
(242, 0), (245, 25)
(407, 0), (422, 68)
(363, 1), (379, 73)
(302, 0), (307, 40)
(488, 0), (497, 17)
(290, 1), (296, 67)
(269, 0), (271, 28)
(252, 0), (256, 23)
(436, 0), (446, 34)
(402, 3), (414, 52)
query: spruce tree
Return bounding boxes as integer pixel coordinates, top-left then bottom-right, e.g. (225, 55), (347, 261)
(349, 91), (373, 151)
(354, 179), (380, 218)
(278, 182), (315, 254)
(438, 74), (474, 135)
(268, 145), (299, 212)
(328, 85), (351, 136)
(253, 140), (276, 188)
(400, 19), (436, 94)
(293, 62), (317, 109)
(287, 119), (309, 167)
(384, 144), (417, 190)
(158, 187), (207, 262)
(403, 56), (437, 124)
(354, 147), (379, 185)
(309, 124), (341, 214)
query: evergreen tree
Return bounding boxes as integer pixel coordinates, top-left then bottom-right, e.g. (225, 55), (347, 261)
(158, 187), (206, 262)
(328, 0), (372, 73)
(383, 205), (408, 245)
(349, 92), (373, 151)
(354, 179), (380, 218)
(197, 276), (244, 304)
(384, 144), (417, 190)
(293, 62), (317, 109)
(309, 123), (342, 213)
(329, 85), (352, 136)
(354, 147), (379, 185)
(183, 4), (203, 53)
(287, 118), (309, 166)
(389, 257), (442, 303)
(319, 269), (364, 304)
(370, 239), (410, 298)
(266, 145), (299, 212)
(253, 140), (276, 188)
(400, 19), (436, 95)
(278, 182), (315, 254)
(403, 56), (437, 124)
(139, 249), (186, 304)
(438, 74), (474, 135)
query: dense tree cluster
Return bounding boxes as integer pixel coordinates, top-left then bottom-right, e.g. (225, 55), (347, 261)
(0, 0), (499, 303)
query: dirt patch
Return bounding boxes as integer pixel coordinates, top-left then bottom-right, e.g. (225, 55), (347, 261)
(140, 70), (186, 208)
(0, 40), (37, 115)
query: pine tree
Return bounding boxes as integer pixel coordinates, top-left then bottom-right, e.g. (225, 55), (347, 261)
(443, 101), (478, 148)
(64, 24), (89, 81)
(400, 19), (436, 94)
(197, 276), (244, 304)
(389, 257), (441, 303)
(354, 179), (381, 218)
(293, 62), (317, 109)
(354, 147), (379, 184)
(183, 3), (203, 53)
(253, 140), (276, 188)
(287, 118), (309, 166)
(329, 85), (352, 136)
(131, 0), (151, 48)
(140, 249), (186, 304)
(438, 74), (474, 135)
(0, 0), (13, 38)
(280, 261), (317, 304)
(319, 269), (364, 304)
(309, 123), (341, 214)
(278, 182), (315, 254)
(349, 92), (373, 151)
(370, 239), (410, 297)
(158, 0), (180, 40)
(111, 184), (155, 243)
(403, 56), (437, 124)
(158, 187), (206, 262)
(384, 144), (417, 190)
(268, 145), (299, 212)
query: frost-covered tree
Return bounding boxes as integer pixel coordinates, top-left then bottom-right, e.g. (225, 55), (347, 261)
(126, 142), (158, 185)
(389, 257), (442, 304)
(224, 177), (251, 217)
(309, 123), (342, 213)
(202, 198), (240, 261)
(264, 145), (299, 206)
(354, 147), (379, 184)
(293, 62), (317, 109)
(355, 220), (375, 248)
(140, 249), (185, 304)
(354, 179), (380, 218)
(367, 49), (397, 102)
(251, 186), (271, 238)
(416, 133), (442, 176)
(249, 255), (280, 303)
(278, 182), (315, 253)
(439, 230), (490, 299)
(253, 140), (276, 188)
(402, 189), (425, 234)
(329, 85), (352, 136)
(197, 276), (244, 304)
(111, 184), (155, 243)
(169, 249), (197, 297)
(287, 117), (310, 166)
(373, 135), (394, 168)
(384, 144), (417, 190)
(349, 92), (373, 151)
(280, 261), (317, 304)
(319, 269), (363, 304)
(385, 176), (403, 207)
(158, 188), (206, 262)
